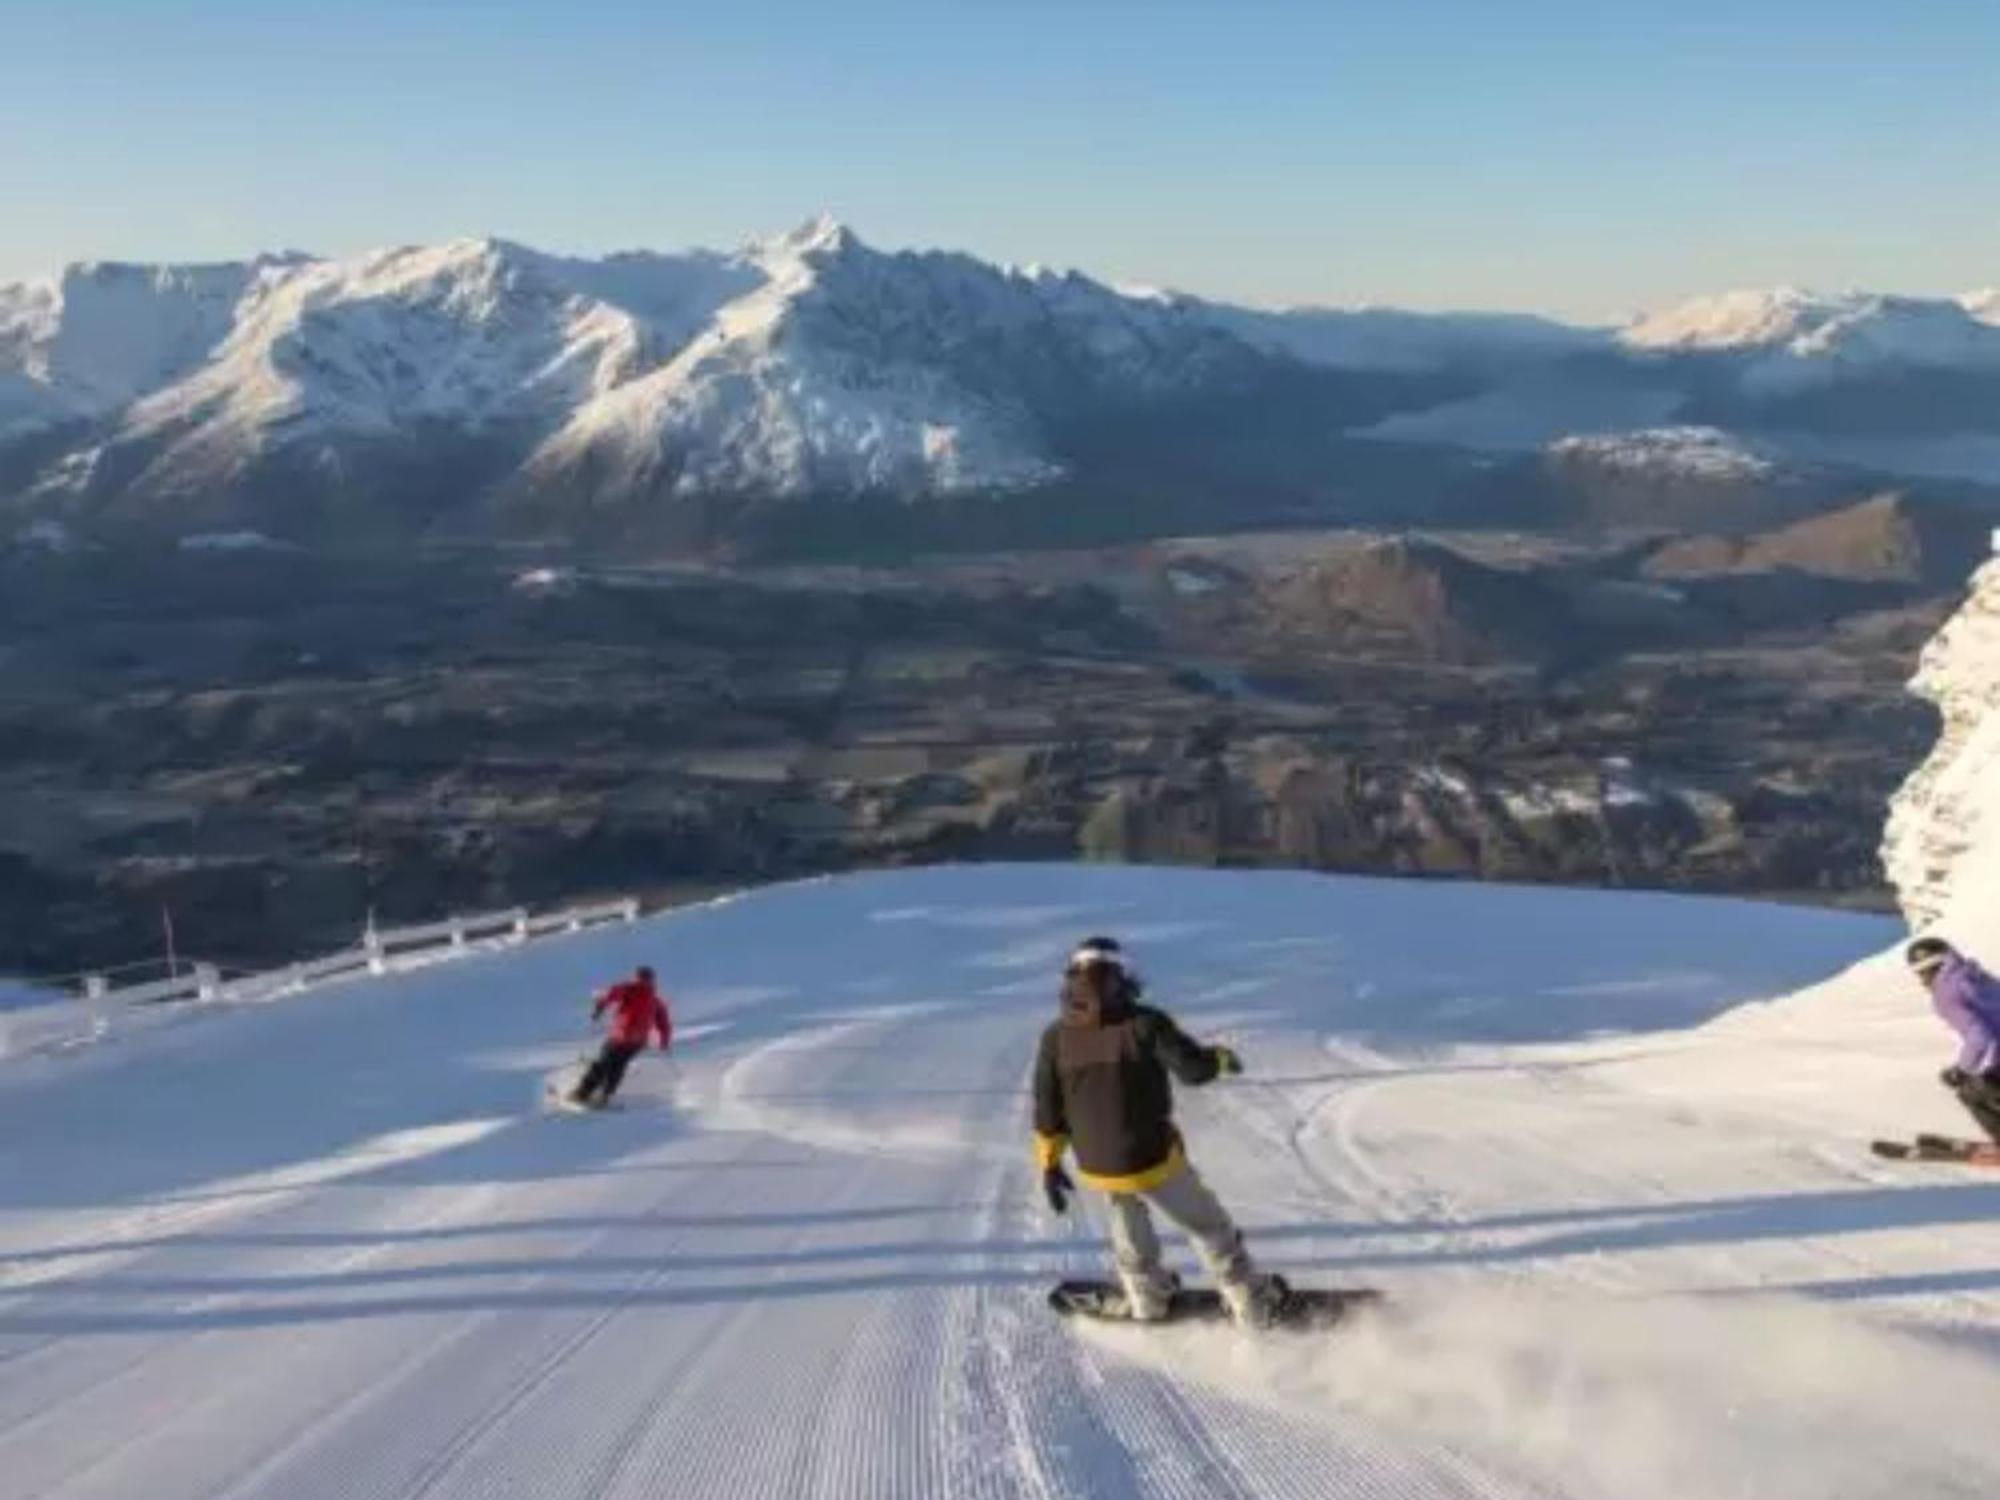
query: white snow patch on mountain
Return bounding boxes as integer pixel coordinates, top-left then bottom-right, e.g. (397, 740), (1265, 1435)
(1621, 286), (1832, 352)
(1962, 289), (2000, 326)
(1623, 287), (2000, 390)
(1546, 425), (1778, 482)
(517, 224), (1070, 500)
(0, 258), (305, 430)
(115, 238), (672, 451)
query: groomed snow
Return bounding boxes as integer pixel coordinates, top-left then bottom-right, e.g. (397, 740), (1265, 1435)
(2, 863), (1996, 1500)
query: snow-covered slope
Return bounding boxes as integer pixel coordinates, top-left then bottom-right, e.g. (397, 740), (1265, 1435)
(1883, 547), (2000, 934)
(1544, 425), (1777, 483)
(516, 218), (1254, 505)
(1621, 287), (2000, 392)
(4, 863), (1997, 1500)
(0, 259), (303, 439)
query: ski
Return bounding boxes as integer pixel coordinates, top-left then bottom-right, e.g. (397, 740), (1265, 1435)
(1870, 1134), (2000, 1166)
(1049, 1277), (1382, 1331)
(546, 1100), (625, 1115)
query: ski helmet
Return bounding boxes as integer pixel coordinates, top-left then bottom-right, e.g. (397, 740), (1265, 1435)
(1905, 937), (1952, 977)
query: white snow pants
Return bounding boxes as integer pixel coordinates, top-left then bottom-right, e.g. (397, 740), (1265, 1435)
(1104, 1159), (1260, 1316)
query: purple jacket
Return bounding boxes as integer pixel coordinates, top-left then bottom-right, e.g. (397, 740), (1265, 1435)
(1931, 955), (2000, 1077)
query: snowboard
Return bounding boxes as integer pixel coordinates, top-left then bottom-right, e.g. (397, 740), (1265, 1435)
(1870, 1133), (2000, 1166)
(1049, 1276), (1382, 1331)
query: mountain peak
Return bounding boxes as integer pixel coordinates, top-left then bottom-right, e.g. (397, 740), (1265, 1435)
(1620, 286), (2000, 369)
(765, 212), (856, 259)
(372, 235), (540, 278)
(1620, 286), (1833, 352)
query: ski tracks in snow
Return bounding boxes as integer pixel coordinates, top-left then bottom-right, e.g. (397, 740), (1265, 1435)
(4, 865), (1995, 1498)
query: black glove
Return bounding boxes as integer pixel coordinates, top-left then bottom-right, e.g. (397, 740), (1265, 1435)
(1042, 1165), (1074, 1215)
(1941, 1065), (1969, 1090)
(1212, 1045), (1243, 1077)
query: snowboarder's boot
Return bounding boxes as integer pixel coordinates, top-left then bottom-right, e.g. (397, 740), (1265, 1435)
(1221, 1272), (1289, 1329)
(1118, 1268), (1180, 1322)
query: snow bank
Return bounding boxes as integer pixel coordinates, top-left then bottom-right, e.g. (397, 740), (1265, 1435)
(1882, 549), (2000, 937)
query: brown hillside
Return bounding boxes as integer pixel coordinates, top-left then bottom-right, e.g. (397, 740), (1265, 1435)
(1644, 493), (1992, 589)
(1257, 537), (1574, 662)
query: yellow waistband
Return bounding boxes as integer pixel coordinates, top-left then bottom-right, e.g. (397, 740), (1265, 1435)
(1075, 1142), (1184, 1194)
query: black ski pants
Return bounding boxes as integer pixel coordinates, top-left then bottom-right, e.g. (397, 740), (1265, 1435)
(577, 1041), (643, 1103)
(1952, 1071), (2000, 1143)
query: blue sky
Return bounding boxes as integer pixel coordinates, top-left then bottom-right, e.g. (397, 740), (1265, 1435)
(2, 1), (1994, 319)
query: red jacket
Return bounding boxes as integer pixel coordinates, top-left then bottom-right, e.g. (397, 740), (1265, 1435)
(594, 977), (672, 1049)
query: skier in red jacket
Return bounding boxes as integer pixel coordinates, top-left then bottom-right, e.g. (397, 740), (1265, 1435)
(569, 965), (673, 1107)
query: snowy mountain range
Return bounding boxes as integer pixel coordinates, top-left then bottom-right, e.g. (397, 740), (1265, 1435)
(4, 219), (1999, 550)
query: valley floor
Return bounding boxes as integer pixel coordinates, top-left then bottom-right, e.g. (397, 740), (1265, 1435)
(2, 865), (1996, 1499)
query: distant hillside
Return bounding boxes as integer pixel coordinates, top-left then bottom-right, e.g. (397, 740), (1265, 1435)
(1645, 493), (1994, 588)
(1254, 537), (1576, 663)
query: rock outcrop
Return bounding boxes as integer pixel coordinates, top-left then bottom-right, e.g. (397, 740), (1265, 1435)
(1883, 543), (2000, 935)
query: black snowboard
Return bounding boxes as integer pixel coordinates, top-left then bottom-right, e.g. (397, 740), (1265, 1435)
(1049, 1277), (1382, 1331)
(1871, 1133), (2000, 1165)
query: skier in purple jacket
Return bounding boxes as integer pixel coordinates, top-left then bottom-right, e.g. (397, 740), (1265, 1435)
(1907, 937), (2000, 1141)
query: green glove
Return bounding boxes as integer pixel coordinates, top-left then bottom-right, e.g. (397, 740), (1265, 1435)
(1213, 1045), (1243, 1077)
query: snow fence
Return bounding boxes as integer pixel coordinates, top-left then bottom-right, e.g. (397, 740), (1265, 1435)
(0, 895), (642, 1062)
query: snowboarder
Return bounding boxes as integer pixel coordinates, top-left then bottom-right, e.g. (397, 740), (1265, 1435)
(1907, 936), (2000, 1142)
(569, 965), (673, 1108)
(1032, 936), (1281, 1326)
